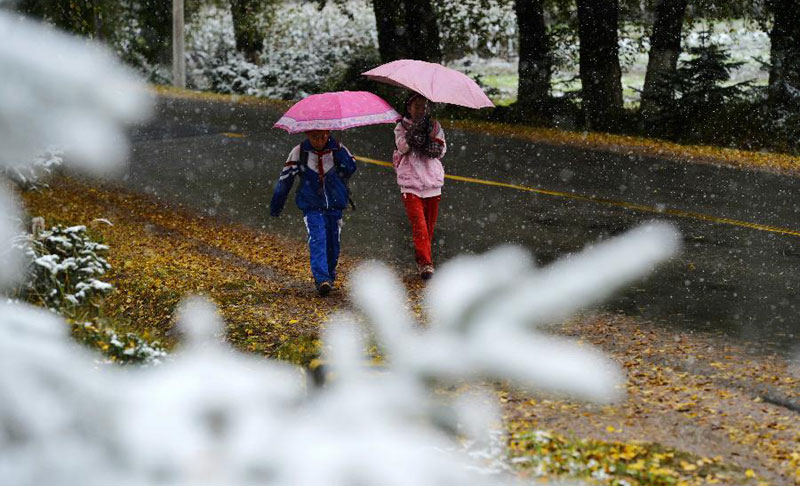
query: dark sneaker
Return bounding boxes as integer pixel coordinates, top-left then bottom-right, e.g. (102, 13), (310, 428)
(420, 265), (434, 280)
(317, 281), (332, 297)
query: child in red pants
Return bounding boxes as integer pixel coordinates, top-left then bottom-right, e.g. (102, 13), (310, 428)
(393, 93), (446, 280)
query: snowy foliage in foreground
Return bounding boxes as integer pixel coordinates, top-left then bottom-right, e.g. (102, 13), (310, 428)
(0, 223), (680, 485)
(0, 14), (150, 175)
(0, 190), (23, 288)
(351, 224), (679, 403)
(0, 11), (150, 287)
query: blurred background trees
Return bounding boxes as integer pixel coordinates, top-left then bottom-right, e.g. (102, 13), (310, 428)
(8, 0), (800, 154)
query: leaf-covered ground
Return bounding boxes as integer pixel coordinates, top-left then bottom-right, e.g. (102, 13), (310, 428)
(19, 177), (799, 485)
(19, 176), (343, 364)
(506, 315), (799, 485)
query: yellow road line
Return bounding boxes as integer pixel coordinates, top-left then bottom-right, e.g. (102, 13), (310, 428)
(354, 155), (800, 238)
(222, 132), (245, 138)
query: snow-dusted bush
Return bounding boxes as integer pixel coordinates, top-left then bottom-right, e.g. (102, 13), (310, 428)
(257, 1), (378, 98)
(185, 4), (237, 92)
(186, 1), (378, 99)
(771, 103), (800, 151)
(10, 223), (166, 365)
(646, 31), (752, 141)
(3, 148), (63, 191)
(72, 320), (167, 366)
(435, 0), (517, 61)
(14, 225), (112, 312)
(111, 1), (172, 85)
(184, 0), (518, 99)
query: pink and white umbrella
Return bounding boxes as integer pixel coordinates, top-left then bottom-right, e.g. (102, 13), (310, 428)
(273, 91), (401, 134)
(362, 59), (495, 109)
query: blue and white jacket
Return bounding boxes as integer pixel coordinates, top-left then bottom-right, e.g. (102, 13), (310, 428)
(270, 137), (357, 216)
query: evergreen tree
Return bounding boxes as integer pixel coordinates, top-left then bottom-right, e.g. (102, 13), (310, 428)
(647, 31), (749, 139)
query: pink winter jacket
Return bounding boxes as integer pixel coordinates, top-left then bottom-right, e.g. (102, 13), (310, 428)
(393, 118), (446, 198)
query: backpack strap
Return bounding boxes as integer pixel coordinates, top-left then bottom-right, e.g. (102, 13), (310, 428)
(298, 147), (309, 170)
(330, 139), (356, 212)
(298, 139), (337, 168)
(298, 140), (356, 211)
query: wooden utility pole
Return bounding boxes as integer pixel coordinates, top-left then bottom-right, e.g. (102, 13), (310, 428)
(172, 0), (186, 88)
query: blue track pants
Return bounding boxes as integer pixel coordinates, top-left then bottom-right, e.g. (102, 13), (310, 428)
(303, 210), (342, 285)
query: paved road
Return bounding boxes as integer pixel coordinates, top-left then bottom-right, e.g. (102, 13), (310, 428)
(124, 95), (800, 353)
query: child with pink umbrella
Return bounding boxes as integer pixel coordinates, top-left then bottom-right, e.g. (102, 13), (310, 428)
(271, 91), (400, 296)
(363, 60), (494, 280)
(393, 93), (446, 280)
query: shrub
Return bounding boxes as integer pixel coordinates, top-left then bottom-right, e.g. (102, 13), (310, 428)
(71, 320), (167, 366)
(11, 222), (167, 364)
(434, 0), (517, 61)
(14, 224), (112, 313)
(321, 47), (391, 94)
(185, 1), (378, 100)
(4, 149), (63, 191)
(646, 31), (751, 141)
(770, 105), (800, 153)
(765, 63), (800, 153)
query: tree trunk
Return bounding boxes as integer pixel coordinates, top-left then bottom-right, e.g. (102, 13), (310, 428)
(515, 0), (551, 106)
(640, 0), (687, 115)
(403, 0), (442, 62)
(577, 0), (623, 130)
(372, 0), (404, 62)
(372, 0), (441, 63)
(767, 0), (800, 108)
(230, 0), (265, 63)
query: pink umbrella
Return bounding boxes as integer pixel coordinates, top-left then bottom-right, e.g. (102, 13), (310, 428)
(273, 91), (401, 134)
(362, 60), (495, 109)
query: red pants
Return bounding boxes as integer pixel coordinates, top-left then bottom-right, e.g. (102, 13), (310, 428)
(402, 193), (441, 266)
